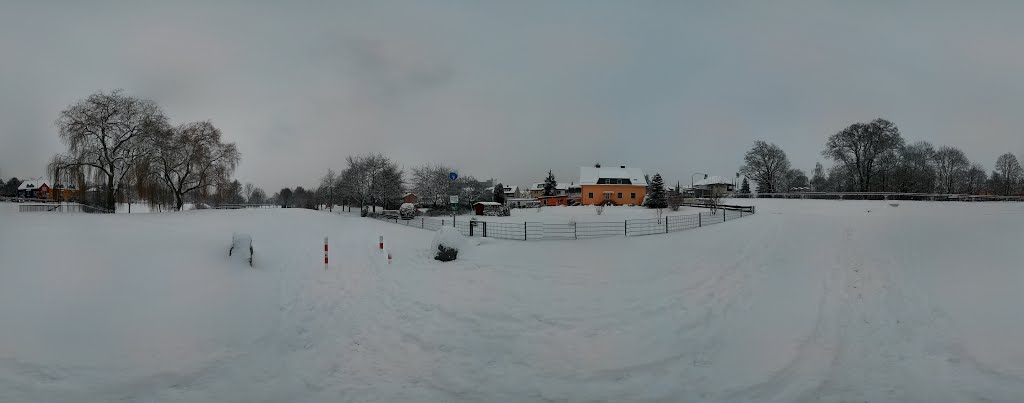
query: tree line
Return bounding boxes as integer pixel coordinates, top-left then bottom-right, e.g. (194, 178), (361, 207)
(293, 157), (496, 214)
(740, 118), (1023, 195)
(46, 90), (242, 211)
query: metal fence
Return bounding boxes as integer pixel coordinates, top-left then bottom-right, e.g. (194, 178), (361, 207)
(731, 192), (1024, 202)
(370, 205), (755, 241)
(17, 203), (111, 213)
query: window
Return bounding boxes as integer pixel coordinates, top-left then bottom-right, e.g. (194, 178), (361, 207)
(604, 192), (612, 199)
(617, 192), (623, 199)
(588, 192), (594, 198)
(631, 192), (636, 199)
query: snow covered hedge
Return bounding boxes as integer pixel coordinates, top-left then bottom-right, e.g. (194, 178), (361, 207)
(431, 226), (466, 262)
(400, 203), (417, 220)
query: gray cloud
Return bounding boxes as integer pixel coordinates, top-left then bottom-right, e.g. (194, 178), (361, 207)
(1, 1), (1023, 191)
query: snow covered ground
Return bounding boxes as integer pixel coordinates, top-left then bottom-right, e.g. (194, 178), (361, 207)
(2, 199), (1023, 402)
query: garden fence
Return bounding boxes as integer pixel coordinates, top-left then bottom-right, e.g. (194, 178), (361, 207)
(370, 204), (755, 241)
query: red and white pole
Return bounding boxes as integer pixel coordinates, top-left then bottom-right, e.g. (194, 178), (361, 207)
(324, 236), (329, 268)
(379, 235), (384, 252)
(387, 250), (392, 264)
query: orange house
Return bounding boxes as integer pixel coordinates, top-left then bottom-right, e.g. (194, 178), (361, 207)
(579, 166), (648, 206)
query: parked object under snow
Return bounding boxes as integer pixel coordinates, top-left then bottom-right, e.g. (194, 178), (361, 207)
(230, 232), (254, 267)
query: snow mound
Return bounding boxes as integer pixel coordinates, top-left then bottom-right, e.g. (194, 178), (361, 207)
(430, 226), (468, 260)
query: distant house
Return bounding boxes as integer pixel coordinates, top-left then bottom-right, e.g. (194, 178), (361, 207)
(529, 183), (569, 198)
(693, 176), (736, 198)
(579, 166), (647, 206)
(485, 185), (521, 200)
(17, 180), (50, 199)
(402, 193), (418, 204)
(537, 195), (569, 206)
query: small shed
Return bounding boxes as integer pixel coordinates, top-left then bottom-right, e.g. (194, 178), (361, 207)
(473, 201), (504, 215)
(402, 193), (418, 204)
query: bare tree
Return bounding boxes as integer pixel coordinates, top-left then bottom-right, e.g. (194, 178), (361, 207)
(783, 168), (809, 192)
(891, 141), (936, 193)
(823, 118), (904, 192)
(249, 187), (267, 204)
(707, 187), (724, 215)
(317, 169), (338, 211)
(51, 90), (168, 211)
(994, 153), (1022, 196)
(965, 163), (987, 195)
(151, 121), (240, 211)
(244, 182), (255, 203)
(740, 141), (790, 193)
(931, 146), (970, 194)
(411, 163), (452, 208)
(340, 154), (403, 213)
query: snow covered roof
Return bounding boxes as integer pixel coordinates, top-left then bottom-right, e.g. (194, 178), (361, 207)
(473, 201), (503, 206)
(18, 180), (49, 191)
(693, 176), (734, 187)
(579, 166), (647, 186)
(485, 185), (520, 194)
(403, 193), (416, 197)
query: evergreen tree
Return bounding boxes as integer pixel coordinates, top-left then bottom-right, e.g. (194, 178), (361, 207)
(810, 162), (827, 191)
(646, 173), (668, 208)
(493, 183), (506, 204)
(543, 170), (558, 196)
(740, 178), (751, 194)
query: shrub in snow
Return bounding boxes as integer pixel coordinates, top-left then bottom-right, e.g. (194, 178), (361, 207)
(431, 226), (467, 262)
(229, 232), (254, 267)
(399, 203), (417, 220)
(595, 204), (605, 215)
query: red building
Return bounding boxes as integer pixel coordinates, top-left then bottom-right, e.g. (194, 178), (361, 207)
(537, 195), (568, 206)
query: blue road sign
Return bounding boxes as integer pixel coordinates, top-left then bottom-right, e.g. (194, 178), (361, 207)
(449, 172), (458, 181)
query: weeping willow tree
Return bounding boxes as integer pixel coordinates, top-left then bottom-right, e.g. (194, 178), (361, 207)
(51, 90), (168, 212)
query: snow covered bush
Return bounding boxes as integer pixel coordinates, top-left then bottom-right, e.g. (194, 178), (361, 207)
(431, 226), (467, 262)
(399, 203), (417, 220)
(595, 204), (605, 215)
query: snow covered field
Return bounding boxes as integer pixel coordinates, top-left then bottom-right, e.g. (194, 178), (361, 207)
(2, 200), (1024, 402)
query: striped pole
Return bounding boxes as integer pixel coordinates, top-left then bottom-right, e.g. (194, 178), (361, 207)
(379, 235), (384, 252)
(387, 250), (392, 264)
(324, 237), (329, 268)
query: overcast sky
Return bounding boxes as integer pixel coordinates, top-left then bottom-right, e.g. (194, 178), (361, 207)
(2, 1), (1023, 191)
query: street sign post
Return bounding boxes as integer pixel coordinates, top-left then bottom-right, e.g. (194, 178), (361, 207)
(446, 171), (458, 225)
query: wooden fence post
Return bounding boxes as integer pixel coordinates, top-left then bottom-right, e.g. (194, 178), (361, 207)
(699, 213), (702, 227)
